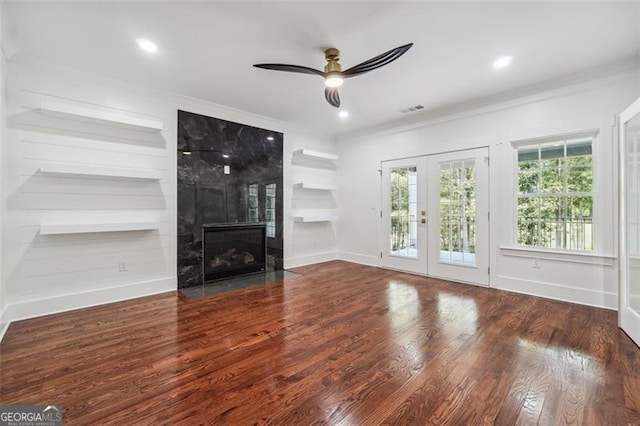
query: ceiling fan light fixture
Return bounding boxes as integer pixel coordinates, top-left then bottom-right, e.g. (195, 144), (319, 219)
(254, 43), (413, 107)
(324, 72), (344, 88)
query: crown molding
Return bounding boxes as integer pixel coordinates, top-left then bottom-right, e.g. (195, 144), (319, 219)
(338, 57), (640, 143)
(7, 56), (335, 142)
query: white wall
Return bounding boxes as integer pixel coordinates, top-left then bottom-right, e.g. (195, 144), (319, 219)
(2, 61), (337, 324)
(337, 69), (640, 309)
(0, 5), (7, 341)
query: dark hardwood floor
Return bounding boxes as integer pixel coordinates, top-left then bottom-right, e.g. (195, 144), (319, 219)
(1, 260), (640, 425)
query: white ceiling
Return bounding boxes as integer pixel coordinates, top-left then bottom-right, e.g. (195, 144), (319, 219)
(4, 2), (640, 137)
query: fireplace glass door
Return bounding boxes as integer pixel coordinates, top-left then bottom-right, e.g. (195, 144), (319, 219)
(203, 223), (267, 282)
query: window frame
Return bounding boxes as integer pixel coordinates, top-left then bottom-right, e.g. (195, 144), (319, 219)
(511, 130), (599, 253)
(247, 183), (260, 223)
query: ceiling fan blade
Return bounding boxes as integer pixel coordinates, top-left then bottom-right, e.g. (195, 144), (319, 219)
(324, 86), (340, 108)
(253, 63), (325, 77)
(343, 43), (413, 78)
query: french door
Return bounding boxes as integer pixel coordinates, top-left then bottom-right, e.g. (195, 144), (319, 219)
(380, 148), (489, 286)
(427, 148), (489, 286)
(620, 96), (640, 346)
(380, 157), (428, 274)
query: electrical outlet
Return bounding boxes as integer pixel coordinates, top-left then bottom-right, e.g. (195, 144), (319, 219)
(533, 259), (541, 269)
(118, 262), (127, 272)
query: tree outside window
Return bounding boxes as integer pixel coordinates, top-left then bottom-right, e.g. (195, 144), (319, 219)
(516, 137), (594, 251)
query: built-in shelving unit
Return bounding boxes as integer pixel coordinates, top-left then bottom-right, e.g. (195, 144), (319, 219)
(39, 100), (164, 132)
(292, 148), (338, 162)
(294, 215), (335, 223)
(40, 222), (160, 235)
(293, 182), (337, 191)
(292, 147), (339, 224)
(39, 164), (163, 181)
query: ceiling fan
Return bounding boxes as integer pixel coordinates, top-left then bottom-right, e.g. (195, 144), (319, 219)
(253, 43), (413, 108)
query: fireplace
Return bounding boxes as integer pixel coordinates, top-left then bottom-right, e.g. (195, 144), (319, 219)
(203, 223), (267, 282)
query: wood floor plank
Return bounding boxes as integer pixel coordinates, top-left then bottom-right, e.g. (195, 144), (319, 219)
(1, 260), (638, 424)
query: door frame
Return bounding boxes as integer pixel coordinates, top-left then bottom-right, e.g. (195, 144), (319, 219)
(619, 96), (640, 342)
(378, 147), (490, 286)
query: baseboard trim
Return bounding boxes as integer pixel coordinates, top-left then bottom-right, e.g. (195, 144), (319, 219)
(4, 276), (176, 324)
(337, 251), (380, 267)
(493, 274), (617, 310)
(284, 251), (338, 269)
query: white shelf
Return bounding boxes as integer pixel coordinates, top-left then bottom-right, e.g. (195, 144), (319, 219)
(294, 216), (336, 223)
(39, 100), (164, 132)
(292, 149), (338, 162)
(293, 182), (337, 191)
(39, 164), (163, 181)
(40, 222), (160, 235)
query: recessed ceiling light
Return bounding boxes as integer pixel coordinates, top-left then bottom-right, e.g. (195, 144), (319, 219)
(222, 154), (230, 158)
(339, 110), (349, 119)
(136, 38), (158, 53)
(267, 136), (274, 141)
(493, 55), (513, 69)
(182, 151), (191, 156)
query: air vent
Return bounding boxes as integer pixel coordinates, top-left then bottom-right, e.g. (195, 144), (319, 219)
(399, 104), (425, 114)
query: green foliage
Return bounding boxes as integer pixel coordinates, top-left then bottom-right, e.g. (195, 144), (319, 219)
(389, 163), (477, 257)
(390, 168), (412, 251)
(439, 165), (476, 254)
(517, 151), (593, 250)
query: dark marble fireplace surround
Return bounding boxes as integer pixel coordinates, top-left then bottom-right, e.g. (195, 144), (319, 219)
(177, 110), (283, 288)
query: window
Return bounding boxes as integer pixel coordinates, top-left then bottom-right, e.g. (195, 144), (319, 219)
(516, 136), (594, 251)
(439, 160), (476, 265)
(265, 183), (276, 238)
(248, 184), (259, 222)
(390, 166), (418, 258)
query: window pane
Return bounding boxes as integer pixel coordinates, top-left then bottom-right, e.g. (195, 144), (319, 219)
(540, 165), (563, 193)
(439, 160), (476, 266)
(539, 196), (561, 248)
(390, 166), (418, 258)
(540, 144), (564, 160)
(265, 183), (276, 238)
(247, 184), (259, 222)
(515, 137), (594, 251)
(518, 148), (539, 162)
(517, 197), (539, 246)
(567, 166), (593, 192)
(566, 140), (592, 157)
(567, 196), (593, 218)
(518, 170), (538, 194)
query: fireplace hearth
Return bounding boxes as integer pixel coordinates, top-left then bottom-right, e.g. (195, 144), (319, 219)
(203, 223), (267, 282)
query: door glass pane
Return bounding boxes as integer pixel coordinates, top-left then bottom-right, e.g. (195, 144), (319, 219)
(390, 166), (418, 258)
(439, 160), (476, 266)
(626, 113), (640, 312)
